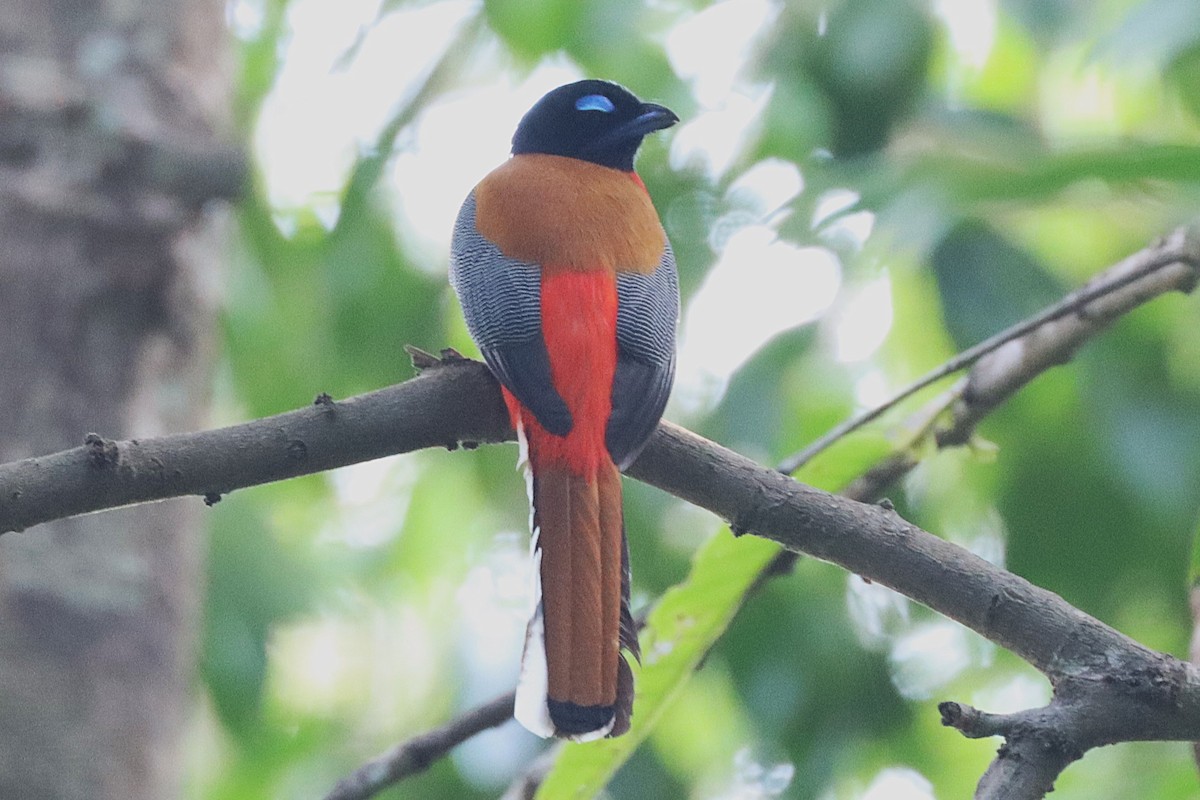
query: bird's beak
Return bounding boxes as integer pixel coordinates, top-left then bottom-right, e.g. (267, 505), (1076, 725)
(627, 103), (680, 137)
(584, 102), (679, 156)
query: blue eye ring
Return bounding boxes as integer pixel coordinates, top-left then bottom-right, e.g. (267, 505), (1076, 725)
(575, 93), (616, 113)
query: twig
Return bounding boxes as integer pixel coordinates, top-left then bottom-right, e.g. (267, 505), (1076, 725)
(500, 744), (562, 800)
(777, 226), (1200, 473)
(939, 701), (1083, 800)
(323, 693), (515, 800)
(940, 225), (1199, 444)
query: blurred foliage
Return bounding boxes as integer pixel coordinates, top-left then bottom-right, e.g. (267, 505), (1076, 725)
(194, 0), (1200, 798)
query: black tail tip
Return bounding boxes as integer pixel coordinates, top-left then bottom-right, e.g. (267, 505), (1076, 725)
(547, 699), (616, 737)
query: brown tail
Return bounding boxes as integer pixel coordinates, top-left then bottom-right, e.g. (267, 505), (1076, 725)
(514, 456), (637, 740)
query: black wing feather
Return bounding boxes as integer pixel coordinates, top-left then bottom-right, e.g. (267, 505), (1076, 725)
(482, 341), (572, 436)
(607, 355), (675, 468)
(606, 243), (679, 469)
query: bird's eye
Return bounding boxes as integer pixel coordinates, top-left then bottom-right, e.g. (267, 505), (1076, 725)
(574, 94), (616, 113)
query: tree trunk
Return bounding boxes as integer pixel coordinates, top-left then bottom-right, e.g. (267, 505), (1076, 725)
(0, 1), (237, 797)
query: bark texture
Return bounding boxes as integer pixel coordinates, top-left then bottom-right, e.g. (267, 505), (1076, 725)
(0, 1), (235, 797)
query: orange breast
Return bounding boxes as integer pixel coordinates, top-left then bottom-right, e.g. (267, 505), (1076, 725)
(473, 154), (665, 274)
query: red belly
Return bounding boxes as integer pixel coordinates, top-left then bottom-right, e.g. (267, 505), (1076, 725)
(504, 268), (617, 479)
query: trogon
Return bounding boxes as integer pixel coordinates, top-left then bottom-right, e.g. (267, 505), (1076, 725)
(449, 80), (679, 740)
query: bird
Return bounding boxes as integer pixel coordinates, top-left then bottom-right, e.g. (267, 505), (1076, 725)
(449, 80), (679, 740)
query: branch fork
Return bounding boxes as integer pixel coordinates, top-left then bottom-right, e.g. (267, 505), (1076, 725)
(0, 226), (1198, 800)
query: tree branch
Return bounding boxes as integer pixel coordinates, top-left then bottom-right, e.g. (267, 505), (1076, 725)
(323, 693), (515, 800)
(0, 358), (509, 534)
(940, 224), (1200, 444)
(2, 228), (1199, 800)
(940, 702), (1078, 800)
(778, 223), (1200, 471)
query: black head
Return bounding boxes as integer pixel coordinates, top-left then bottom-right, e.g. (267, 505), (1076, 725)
(511, 80), (678, 172)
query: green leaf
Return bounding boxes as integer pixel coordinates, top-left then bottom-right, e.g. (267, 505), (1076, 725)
(1167, 44), (1200, 123)
(233, 0), (294, 133)
(535, 532), (780, 799)
(793, 429), (894, 492)
(484, 0), (582, 59)
(930, 219), (1062, 350)
(897, 144), (1200, 208)
(805, 0), (934, 156)
(202, 494), (320, 733)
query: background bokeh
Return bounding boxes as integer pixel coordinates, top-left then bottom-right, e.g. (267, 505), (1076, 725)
(195, 0), (1200, 797)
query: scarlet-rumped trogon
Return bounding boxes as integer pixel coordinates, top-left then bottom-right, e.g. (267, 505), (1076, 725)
(449, 80), (679, 740)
